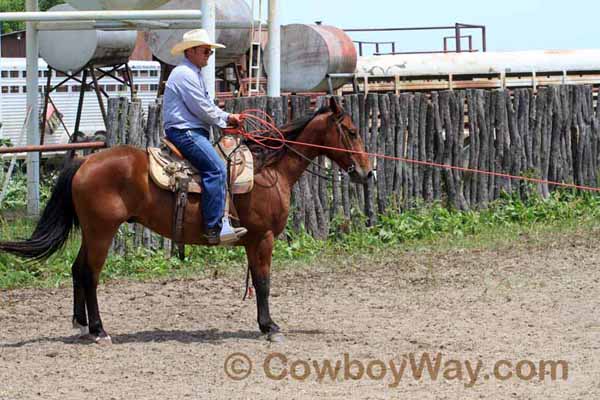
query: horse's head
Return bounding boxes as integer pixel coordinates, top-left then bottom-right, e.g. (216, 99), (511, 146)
(320, 97), (373, 184)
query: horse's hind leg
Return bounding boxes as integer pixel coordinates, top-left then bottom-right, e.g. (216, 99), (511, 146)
(71, 247), (89, 336)
(80, 225), (119, 345)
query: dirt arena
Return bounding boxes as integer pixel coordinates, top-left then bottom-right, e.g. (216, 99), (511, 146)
(0, 229), (598, 399)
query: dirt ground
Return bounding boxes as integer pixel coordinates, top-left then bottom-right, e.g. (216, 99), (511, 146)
(0, 230), (598, 400)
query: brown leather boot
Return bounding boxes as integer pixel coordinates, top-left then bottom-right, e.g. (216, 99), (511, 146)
(204, 225), (247, 245)
(204, 227), (221, 245)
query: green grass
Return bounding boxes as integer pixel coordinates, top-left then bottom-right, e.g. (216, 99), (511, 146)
(0, 186), (598, 289)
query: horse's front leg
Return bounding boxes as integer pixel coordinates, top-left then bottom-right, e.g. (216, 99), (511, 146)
(245, 232), (281, 339)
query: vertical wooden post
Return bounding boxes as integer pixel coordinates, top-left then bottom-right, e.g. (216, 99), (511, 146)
(377, 94), (390, 214)
(363, 93), (378, 225)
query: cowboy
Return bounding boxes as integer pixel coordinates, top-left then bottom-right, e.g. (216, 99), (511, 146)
(163, 29), (247, 245)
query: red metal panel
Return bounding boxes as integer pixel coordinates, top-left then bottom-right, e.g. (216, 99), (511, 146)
(1, 31), (27, 58)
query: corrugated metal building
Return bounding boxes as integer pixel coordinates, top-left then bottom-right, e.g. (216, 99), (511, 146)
(0, 58), (161, 149)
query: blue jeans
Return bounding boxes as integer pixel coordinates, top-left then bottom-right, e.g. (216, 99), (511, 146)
(165, 128), (226, 230)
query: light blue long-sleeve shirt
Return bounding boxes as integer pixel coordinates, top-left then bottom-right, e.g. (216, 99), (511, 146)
(163, 58), (230, 131)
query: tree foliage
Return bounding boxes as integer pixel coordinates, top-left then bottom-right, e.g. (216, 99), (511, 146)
(1, 0), (65, 34)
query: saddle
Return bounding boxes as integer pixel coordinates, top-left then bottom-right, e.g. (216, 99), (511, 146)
(147, 135), (254, 258)
(147, 136), (254, 195)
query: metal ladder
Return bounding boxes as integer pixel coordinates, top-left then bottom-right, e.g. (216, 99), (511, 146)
(248, 0), (265, 96)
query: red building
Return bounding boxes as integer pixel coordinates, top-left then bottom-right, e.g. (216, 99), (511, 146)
(1, 30), (26, 58)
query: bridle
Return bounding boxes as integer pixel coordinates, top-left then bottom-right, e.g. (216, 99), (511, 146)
(283, 111), (360, 181)
(332, 113), (359, 175)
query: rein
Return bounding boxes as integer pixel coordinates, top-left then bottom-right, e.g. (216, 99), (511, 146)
(224, 109), (354, 182)
(284, 144), (333, 181)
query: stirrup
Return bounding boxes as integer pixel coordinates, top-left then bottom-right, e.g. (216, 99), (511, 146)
(219, 217), (247, 245)
(205, 218), (247, 245)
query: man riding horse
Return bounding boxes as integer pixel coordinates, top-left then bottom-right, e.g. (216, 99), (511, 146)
(163, 29), (247, 245)
(0, 29), (373, 343)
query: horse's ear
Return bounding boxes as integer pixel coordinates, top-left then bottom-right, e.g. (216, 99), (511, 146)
(329, 96), (342, 116)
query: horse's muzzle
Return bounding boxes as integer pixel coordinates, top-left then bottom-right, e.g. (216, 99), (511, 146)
(349, 169), (373, 184)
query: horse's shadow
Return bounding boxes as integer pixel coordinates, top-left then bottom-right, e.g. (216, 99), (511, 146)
(0, 329), (261, 347)
(0, 328), (325, 347)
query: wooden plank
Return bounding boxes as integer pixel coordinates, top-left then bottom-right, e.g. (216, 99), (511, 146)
(549, 87), (564, 189)
(465, 90), (478, 206)
(507, 88), (524, 198)
(145, 102), (158, 148)
(439, 91), (457, 209)
(363, 93), (378, 225)
(377, 94), (389, 214)
(494, 90), (510, 196)
(341, 95), (354, 218)
(384, 95), (396, 207)
(387, 93), (401, 209)
(582, 85), (595, 187)
(398, 94), (411, 207)
(105, 97), (119, 147)
(266, 96), (284, 127)
(312, 96), (328, 238)
(476, 90), (490, 206)
(404, 93), (416, 208)
(416, 93), (428, 201)
(449, 91), (467, 210)
(117, 96), (130, 145)
(356, 93), (366, 212)
(540, 87), (553, 197)
(289, 95), (306, 231)
(431, 92), (444, 203)
(423, 100), (435, 203)
(531, 87), (545, 196)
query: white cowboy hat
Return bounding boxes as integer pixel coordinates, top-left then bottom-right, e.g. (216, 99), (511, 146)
(171, 29), (226, 56)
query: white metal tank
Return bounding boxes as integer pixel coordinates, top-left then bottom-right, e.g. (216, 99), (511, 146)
(143, 0), (252, 67)
(65, 0), (172, 10)
(264, 24), (357, 92)
(39, 4), (137, 72)
(356, 49), (600, 77)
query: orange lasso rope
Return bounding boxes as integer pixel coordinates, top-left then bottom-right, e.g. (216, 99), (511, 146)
(223, 110), (600, 194)
(223, 109), (285, 150)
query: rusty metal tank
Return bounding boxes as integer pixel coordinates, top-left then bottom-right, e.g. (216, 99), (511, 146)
(264, 24), (357, 92)
(66, 0), (172, 10)
(143, 0), (252, 67)
(39, 4), (137, 72)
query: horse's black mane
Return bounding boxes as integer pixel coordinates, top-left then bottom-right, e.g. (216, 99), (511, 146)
(244, 104), (332, 170)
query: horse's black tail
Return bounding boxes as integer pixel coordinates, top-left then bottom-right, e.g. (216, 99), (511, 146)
(0, 158), (84, 261)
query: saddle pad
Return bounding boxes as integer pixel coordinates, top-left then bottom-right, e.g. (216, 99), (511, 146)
(148, 137), (254, 195)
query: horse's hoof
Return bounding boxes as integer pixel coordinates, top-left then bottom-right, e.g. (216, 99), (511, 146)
(72, 321), (89, 337)
(267, 332), (284, 343)
(94, 335), (113, 346)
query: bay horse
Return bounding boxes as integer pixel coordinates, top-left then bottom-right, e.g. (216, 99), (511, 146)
(0, 97), (372, 344)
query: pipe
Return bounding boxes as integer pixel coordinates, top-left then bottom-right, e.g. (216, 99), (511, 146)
(36, 20), (264, 31)
(201, 0), (216, 99)
(0, 9), (203, 22)
(26, 0), (40, 216)
(0, 142), (106, 154)
(344, 25), (464, 32)
(267, 0), (280, 97)
(327, 73), (356, 78)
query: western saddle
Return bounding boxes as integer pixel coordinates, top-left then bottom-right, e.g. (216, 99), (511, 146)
(147, 135), (254, 257)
